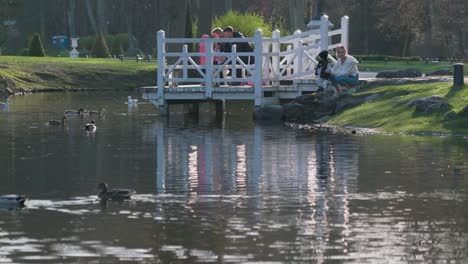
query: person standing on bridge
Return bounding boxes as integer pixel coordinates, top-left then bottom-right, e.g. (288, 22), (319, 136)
(223, 26), (254, 84)
(327, 45), (359, 94)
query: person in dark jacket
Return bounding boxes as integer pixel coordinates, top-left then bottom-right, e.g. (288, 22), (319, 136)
(223, 26), (254, 83)
(315, 50), (331, 88)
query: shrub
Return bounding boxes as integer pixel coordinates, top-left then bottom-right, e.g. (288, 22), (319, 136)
(28, 33), (46, 57)
(114, 33), (138, 52)
(78, 36), (96, 52)
(213, 11), (272, 37)
(91, 33), (110, 58)
(110, 40), (124, 56)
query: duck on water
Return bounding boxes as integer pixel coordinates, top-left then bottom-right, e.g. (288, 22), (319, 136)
(97, 182), (135, 200)
(0, 194), (27, 208)
(85, 120), (97, 132)
(48, 116), (68, 126)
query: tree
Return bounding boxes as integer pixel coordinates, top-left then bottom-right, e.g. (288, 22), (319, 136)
(213, 11), (272, 37)
(110, 39), (124, 56)
(28, 33), (46, 57)
(91, 33), (110, 58)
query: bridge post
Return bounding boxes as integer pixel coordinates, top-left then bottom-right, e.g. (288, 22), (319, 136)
(341, 16), (349, 51)
(157, 30), (167, 115)
(293, 30), (302, 75)
(272, 30), (280, 86)
(205, 38), (213, 98)
(254, 29), (263, 107)
(182, 45), (188, 79)
(231, 45), (237, 80)
(320, 15), (329, 51)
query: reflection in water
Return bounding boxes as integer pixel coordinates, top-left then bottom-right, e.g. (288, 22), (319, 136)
(1, 93), (468, 263)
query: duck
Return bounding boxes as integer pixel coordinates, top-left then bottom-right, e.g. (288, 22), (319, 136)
(89, 108), (106, 116)
(84, 120), (97, 132)
(0, 194), (27, 207)
(97, 182), (135, 200)
(64, 108), (87, 116)
(127, 96), (138, 105)
(48, 116), (68, 126)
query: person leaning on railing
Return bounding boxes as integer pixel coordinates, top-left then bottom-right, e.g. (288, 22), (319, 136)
(326, 45), (359, 94)
(223, 26), (254, 84)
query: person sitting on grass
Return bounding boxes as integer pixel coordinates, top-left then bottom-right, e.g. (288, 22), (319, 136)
(326, 45), (359, 94)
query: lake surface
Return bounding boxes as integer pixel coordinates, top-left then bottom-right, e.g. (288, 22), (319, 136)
(1, 92), (468, 263)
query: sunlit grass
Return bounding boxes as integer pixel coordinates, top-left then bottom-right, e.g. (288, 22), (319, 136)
(0, 56), (157, 89)
(328, 83), (468, 134)
(359, 60), (467, 75)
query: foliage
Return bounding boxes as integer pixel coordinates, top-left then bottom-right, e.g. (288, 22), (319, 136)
(114, 33), (137, 53)
(18, 48), (29, 56)
(213, 11), (272, 37)
(110, 40), (125, 56)
(91, 33), (110, 58)
(28, 33), (46, 57)
(328, 82), (468, 134)
(78, 36), (96, 51)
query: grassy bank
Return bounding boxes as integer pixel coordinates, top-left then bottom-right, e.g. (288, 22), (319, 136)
(0, 56), (157, 91)
(359, 60), (467, 75)
(328, 82), (468, 134)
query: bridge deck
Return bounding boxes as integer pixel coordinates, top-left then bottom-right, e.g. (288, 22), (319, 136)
(141, 81), (320, 103)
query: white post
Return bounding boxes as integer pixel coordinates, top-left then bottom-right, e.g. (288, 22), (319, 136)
(157, 30), (166, 112)
(320, 15), (329, 51)
(182, 44), (188, 79)
(231, 44), (237, 80)
(298, 40), (303, 74)
(205, 38), (213, 98)
(272, 29), (280, 86)
(293, 30), (301, 75)
(341, 16), (349, 52)
(286, 45), (292, 75)
(254, 29), (263, 107)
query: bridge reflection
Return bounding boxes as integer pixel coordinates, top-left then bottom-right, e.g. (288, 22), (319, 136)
(154, 121), (359, 196)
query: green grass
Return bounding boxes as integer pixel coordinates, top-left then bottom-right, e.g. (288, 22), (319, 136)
(0, 56), (157, 90)
(328, 83), (468, 134)
(359, 60), (467, 75)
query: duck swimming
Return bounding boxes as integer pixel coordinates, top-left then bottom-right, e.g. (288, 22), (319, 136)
(97, 182), (135, 200)
(89, 108), (106, 116)
(64, 108), (86, 116)
(84, 120), (97, 132)
(0, 194), (27, 207)
(127, 96), (138, 105)
(48, 116), (68, 126)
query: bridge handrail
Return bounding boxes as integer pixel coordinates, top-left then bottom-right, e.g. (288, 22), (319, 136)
(155, 15), (349, 107)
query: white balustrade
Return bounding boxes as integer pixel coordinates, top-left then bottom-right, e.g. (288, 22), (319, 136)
(153, 16), (349, 108)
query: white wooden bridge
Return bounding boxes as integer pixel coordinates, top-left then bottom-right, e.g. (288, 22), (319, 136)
(141, 15), (349, 115)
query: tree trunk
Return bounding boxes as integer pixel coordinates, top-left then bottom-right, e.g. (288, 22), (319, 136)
(97, 0), (108, 35)
(198, 0), (213, 37)
(85, 0), (98, 35)
(126, 1), (136, 56)
(288, 0), (305, 31)
(39, 0), (46, 38)
(67, 0), (76, 37)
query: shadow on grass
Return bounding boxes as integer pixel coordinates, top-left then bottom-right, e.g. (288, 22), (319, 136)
(445, 85), (466, 98)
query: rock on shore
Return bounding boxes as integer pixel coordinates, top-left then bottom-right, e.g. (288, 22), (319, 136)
(0, 74), (18, 99)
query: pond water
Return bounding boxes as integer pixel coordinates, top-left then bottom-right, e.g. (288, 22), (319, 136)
(1, 92), (468, 263)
